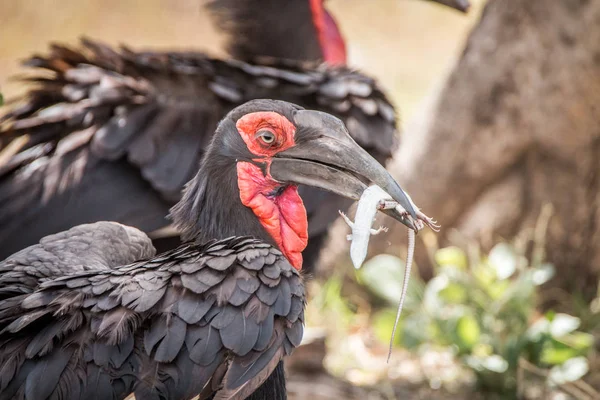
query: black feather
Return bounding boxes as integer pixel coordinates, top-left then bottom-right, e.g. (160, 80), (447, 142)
(130, 286), (167, 312)
(143, 316), (167, 356)
(4, 309), (52, 333)
(224, 332), (284, 391)
(81, 364), (114, 400)
(24, 347), (73, 400)
(220, 311), (259, 356)
(236, 275), (260, 294)
(261, 263), (281, 280)
(186, 325), (223, 366)
(180, 274), (211, 294)
(285, 320), (303, 347)
(154, 315), (187, 363)
(25, 320), (68, 357)
(256, 285), (278, 306)
(195, 268), (227, 287)
(210, 305), (237, 329)
(272, 280), (292, 316)
(177, 291), (214, 324)
(253, 308), (275, 352)
(227, 285), (253, 306)
(288, 296), (304, 323)
(205, 254), (237, 271)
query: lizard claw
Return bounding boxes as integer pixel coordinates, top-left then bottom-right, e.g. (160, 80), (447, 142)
(370, 225), (388, 235)
(338, 210), (355, 228)
(416, 211), (440, 232)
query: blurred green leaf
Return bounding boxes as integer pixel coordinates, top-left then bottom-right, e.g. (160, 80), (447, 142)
(548, 357), (589, 385)
(473, 264), (495, 288)
(439, 282), (468, 304)
(541, 341), (581, 365)
(358, 254), (422, 307)
(435, 246), (468, 269)
(0, 92), (3, 106)
(488, 243), (517, 280)
(372, 308), (403, 346)
(473, 343), (494, 357)
(381, 241), (594, 395)
(456, 315), (480, 350)
(315, 276), (356, 327)
(400, 313), (431, 349)
(487, 280), (510, 300)
(549, 314), (580, 337)
(557, 332), (594, 351)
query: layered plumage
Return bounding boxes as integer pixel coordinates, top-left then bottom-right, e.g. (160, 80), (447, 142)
(0, 225), (304, 400)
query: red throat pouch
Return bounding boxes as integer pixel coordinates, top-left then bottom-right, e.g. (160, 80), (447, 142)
(237, 161), (308, 270)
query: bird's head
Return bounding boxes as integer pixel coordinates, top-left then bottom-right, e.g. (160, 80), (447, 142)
(171, 99), (416, 270)
(207, 0), (347, 65)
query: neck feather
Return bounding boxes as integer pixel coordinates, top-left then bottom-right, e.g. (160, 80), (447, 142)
(207, 0), (323, 62)
(170, 159), (308, 270)
(170, 160), (274, 247)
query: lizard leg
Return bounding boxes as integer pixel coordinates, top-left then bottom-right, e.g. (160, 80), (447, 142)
(377, 200), (399, 211)
(370, 226), (388, 235)
(338, 210), (355, 229)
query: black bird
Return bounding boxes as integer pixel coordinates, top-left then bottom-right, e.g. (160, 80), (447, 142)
(0, 100), (421, 399)
(0, 0), (467, 269)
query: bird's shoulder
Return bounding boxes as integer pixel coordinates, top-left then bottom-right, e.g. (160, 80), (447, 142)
(0, 235), (304, 399)
(0, 221), (155, 295)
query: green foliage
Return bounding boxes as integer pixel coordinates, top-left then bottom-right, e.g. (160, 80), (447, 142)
(357, 254), (425, 308)
(359, 242), (594, 395)
(0, 91), (3, 107)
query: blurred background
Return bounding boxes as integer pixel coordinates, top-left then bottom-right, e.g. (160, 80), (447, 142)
(1, 0), (599, 399)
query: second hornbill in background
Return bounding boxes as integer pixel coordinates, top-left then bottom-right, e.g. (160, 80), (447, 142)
(0, 0), (468, 268)
(0, 100), (425, 399)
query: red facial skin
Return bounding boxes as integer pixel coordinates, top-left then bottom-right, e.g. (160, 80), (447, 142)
(236, 112), (308, 270)
(309, 0), (347, 66)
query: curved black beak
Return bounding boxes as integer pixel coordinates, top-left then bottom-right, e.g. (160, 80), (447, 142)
(270, 110), (418, 230)
(427, 0), (470, 13)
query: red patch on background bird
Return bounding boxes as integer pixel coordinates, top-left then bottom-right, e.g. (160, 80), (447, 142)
(236, 112), (296, 157)
(309, 0), (347, 65)
(237, 161), (308, 270)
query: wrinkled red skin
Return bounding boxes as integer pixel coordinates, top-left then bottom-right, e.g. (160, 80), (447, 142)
(235, 112), (308, 270)
(236, 112), (297, 156)
(309, 0), (347, 65)
(237, 162), (308, 270)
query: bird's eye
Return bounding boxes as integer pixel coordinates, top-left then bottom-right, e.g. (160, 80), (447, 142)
(257, 130), (276, 145)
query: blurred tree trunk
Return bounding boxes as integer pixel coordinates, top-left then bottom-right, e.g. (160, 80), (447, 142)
(371, 0), (600, 294)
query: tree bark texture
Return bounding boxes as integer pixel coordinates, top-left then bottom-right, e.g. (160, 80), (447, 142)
(367, 0), (600, 293)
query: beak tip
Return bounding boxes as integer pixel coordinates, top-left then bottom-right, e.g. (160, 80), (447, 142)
(405, 218), (418, 231)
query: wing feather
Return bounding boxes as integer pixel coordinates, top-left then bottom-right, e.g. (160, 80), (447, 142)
(0, 235), (305, 399)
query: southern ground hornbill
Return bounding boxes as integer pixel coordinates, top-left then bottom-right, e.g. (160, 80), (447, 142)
(0, 100), (426, 399)
(0, 0), (466, 269)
